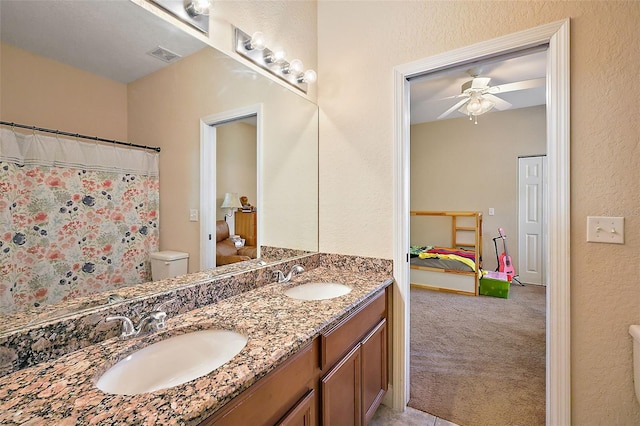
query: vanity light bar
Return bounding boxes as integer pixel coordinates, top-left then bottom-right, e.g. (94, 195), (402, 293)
(234, 27), (315, 94)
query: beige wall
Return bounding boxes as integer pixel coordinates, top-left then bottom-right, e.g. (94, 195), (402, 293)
(216, 122), (257, 221)
(0, 42), (128, 139)
(318, 1), (640, 423)
(410, 105), (547, 272)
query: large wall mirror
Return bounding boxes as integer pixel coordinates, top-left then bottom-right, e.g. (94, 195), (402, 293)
(0, 1), (318, 328)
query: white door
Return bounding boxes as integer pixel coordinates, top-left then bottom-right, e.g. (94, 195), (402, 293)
(518, 156), (545, 285)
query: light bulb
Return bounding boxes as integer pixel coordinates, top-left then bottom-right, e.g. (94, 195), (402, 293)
(273, 49), (287, 63)
(299, 69), (317, 84)
(246, 32), (266, 51)
(467, 99), (482, 114)
(289, 59), (304, 75)
(185, 0), (211, 16)
(265, 49), (287, 64)
(282, 59), (304, 75)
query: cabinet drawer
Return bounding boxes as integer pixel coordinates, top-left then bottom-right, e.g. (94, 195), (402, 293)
(321, 290), (386, 370)
(202, 341), (316, 426)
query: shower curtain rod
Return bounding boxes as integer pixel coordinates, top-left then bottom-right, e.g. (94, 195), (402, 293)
(0, 121), (161, 152)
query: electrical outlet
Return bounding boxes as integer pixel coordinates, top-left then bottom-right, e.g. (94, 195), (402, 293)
(586, 216), (624, 244)
(189, 209), (199, 222)
(488, 208), (495, 216)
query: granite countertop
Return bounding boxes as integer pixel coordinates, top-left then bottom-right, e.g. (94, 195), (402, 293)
(0, 266), (392, 425)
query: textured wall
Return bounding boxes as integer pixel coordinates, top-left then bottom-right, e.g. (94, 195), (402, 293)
(317, 1), (640, 424)
(216, 122), (257, 221)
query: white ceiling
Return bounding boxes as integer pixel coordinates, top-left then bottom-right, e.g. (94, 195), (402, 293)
(0, 0), (206, 84)
(410, 50), (547, 124)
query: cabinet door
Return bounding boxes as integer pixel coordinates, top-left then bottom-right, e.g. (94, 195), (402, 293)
(360, 319), (388, 424)
(321, 344), (361, 426)
(277, 389), (315, 426)
(235, 212), (257, 246)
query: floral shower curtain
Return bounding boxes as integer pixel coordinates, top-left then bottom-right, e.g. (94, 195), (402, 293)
(0, 128), (159, 314)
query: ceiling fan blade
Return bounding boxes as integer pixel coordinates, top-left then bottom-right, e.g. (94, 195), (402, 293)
(435, 93), (464, 101)
(471, 77), (491, 89)
(484, 93), (512, 110)
(437, 98), (469, 119)
(489, 78), (545, 94)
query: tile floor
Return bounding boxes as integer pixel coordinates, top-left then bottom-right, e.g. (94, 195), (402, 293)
(370, 404), (460, 426)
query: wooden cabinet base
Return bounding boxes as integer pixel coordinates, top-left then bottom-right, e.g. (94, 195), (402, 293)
(199, 286), (389, 426)
(200, 341), (317, 426)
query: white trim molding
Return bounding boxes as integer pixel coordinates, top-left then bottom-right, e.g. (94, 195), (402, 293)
(392, 19), (570, 425)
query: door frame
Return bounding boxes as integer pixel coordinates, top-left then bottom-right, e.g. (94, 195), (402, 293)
(392, 20), (570, 424)
(199, 104), (263, 270)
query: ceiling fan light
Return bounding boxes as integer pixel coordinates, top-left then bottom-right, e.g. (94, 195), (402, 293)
(466, 99), (482, 114)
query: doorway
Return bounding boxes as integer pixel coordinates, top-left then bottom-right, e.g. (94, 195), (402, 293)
(200, 105), (262, 270)
(392, 20), (570, 424)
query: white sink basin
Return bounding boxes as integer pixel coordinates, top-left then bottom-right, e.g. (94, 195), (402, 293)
(284, 282), (352, 301)
(96, 329), (247, 395)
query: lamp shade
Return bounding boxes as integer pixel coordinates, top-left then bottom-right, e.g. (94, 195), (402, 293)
(221, 192), (242, 209)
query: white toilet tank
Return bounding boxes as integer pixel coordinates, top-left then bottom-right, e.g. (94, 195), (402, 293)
(629, 325), (640, 405)
(150, 251), (189, 281)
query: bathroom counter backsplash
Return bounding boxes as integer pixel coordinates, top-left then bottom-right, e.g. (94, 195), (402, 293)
(0, 258), (393, 425)
(0, 252), (321, 377)
(1, 246), (312, 332)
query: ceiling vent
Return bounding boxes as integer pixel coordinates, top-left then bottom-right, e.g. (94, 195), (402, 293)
(147, 46), (182, 63)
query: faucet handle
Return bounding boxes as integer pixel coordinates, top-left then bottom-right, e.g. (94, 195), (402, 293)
(149, 310), (167, 330)
(273, 270), (285, 282)
(106, 315), (135, 338)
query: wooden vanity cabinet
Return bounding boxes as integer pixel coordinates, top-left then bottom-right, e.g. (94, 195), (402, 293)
(199, 285), (389, 426)
(200, 340), (318, 426)
(320, 288), (389, 426)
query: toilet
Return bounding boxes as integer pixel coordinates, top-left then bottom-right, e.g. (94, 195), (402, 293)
(150, 251), (189, 281)
(630, 325), (640, 404)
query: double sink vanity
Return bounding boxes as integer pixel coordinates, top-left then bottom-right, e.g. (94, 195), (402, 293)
(0, 253), (393, 425)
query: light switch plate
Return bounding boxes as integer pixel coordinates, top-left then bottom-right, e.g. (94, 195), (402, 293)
(586, 216), (624, 244)
(189, 209), (199, 222)
(488, 208), (495, 216)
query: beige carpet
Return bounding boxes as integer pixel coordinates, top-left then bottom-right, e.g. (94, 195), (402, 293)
(408, 284), (546, 426)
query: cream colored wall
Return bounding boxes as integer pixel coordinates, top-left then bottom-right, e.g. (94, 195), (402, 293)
(410, 105), (546, 272)
(0, 42), (128, 139)
(216, 122), (257, 220)
(318, 1), (640, 423)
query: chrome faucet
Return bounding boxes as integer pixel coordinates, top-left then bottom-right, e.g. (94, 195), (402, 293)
(106, 310), (167, 338)
(273, 265), (304, 283)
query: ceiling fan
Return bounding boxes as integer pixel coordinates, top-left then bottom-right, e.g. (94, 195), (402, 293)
(437, 74), (545, 123)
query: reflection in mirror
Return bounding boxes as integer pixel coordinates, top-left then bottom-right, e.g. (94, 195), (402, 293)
(0, 0), (318, 329)
(211, 116), (259, 269)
